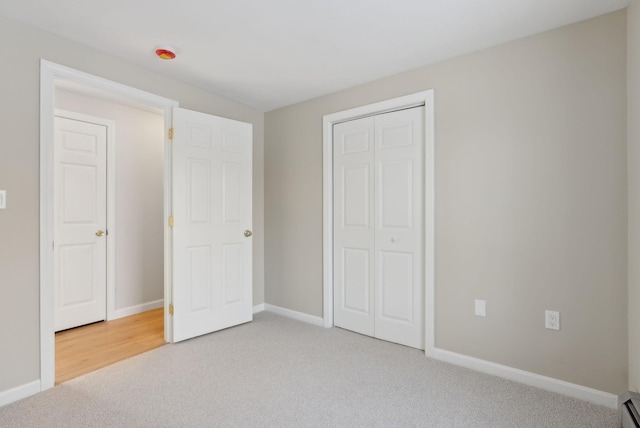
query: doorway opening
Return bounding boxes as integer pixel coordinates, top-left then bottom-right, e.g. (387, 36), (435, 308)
(52, 86), (165, 383)
(40, 60), (178, 390)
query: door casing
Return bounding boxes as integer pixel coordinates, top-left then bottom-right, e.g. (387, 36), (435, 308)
(40, 60), (178, 390)
(321, 90), (435, 356)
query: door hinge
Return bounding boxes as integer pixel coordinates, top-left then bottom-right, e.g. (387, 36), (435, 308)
(169, 303), (174, 316)
(168, 215), (174, 228)
(168, 128), (174, 140)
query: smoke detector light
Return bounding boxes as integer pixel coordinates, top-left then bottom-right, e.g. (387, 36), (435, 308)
(155, 46), (176, 60)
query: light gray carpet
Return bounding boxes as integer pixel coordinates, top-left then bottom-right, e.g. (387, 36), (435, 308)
(0, 312), (618, 427)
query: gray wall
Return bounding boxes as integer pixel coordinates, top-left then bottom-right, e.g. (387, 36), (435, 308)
(56, 89), (165, 313)
(0, 15), (264, 394)
(629, 0), (640, 394)
(265, 10), (627, 394)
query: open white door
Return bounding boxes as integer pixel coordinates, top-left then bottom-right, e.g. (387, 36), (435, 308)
(171, 107), (253, 342)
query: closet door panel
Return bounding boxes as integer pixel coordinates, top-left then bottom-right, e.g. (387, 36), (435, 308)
(374, 107), (425, 349)
(333, 107), (425, 350)
(333, 116), (375, 337)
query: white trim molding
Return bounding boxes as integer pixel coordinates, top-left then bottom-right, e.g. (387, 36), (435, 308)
(110, 299), (165, 321)
(432, 348), (618, 409)
(40, 59), (178, 391)
(0, 381), (41, 408)
(264, 304), (324, 327)
(253, 303), (265, 314)
(321, 90), (436, 355)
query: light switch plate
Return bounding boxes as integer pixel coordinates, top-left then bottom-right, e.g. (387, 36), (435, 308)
(0, 190), (6, 209)
(475, 299), (486, 317)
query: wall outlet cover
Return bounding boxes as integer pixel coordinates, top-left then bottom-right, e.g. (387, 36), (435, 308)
(0, 190), (6, 209)
(545, 310), (560, 330)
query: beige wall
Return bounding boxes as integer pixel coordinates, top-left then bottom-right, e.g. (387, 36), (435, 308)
(0, 15), (264, 394)
(629, 0), (640, 394)
(56, 89), (165, 312)
(265, 10), (628, 393)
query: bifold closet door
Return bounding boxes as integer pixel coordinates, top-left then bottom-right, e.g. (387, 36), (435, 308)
(373, 108), (424, 349)
(334, 107), (424, 350)
(333, 116), (376, 337)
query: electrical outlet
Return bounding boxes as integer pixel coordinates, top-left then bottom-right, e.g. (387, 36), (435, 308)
(545, 310), (560, 330)
(0, 190), (5, 209)
(475, 299), (486, 317)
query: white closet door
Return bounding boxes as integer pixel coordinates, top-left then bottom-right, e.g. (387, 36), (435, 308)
(374, 107), (424, 349)
(333, 116), (375, 337)
(334, 107), (424, 350)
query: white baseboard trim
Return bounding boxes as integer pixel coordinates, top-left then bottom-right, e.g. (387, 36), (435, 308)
(108, 299), (164, 321)
(432, 348), (618, 409)
(264, 304), (324, 327)
(0, 380), (41, 408)
(253, 303), (265, 314)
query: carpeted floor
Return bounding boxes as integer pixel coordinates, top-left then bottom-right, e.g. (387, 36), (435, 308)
(0, 312), (619, 427)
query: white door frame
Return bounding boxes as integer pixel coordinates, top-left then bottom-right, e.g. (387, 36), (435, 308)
(40, 60), (178, 390)
(54, 109), (116, 327)
(321, 90), (436, 356)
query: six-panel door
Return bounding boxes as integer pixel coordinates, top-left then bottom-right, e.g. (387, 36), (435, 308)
(54, 116), (107, 332)
(333, 107), (424, 349)
(172, 107), (253, 342)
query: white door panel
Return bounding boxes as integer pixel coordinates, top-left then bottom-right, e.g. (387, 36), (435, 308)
(334, 107), (424, 349)
(58, 245), (96, 305)
(333, 116), (375, 337)
(342, 247), (371, 314)
(343, 165), (370, 227)
(54, 116), (107, 332)
(378, 251), (414, 322)
(222, 162), (242, 223)
(379, 161), (414, 228)
(374, 107), (424, 349)
(172, 107), (252, 342)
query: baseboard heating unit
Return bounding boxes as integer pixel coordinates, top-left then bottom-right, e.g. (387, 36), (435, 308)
(621, 391), (640, 428)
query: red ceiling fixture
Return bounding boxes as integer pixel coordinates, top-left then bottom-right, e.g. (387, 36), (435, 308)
(155, 46), (177, 60)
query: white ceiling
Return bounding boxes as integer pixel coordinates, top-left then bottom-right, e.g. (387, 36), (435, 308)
(0, 0), (629, 111)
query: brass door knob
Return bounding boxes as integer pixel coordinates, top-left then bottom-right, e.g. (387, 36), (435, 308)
(244, 230), (253, 237)
(96, 230), (105, 237)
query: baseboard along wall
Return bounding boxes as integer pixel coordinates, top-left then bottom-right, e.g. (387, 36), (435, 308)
(431, 348), (618, 409)
(1, 303), (616, 410)
(108, 299), (164, 321)
(263, 304), (324, 327)
(263, 305), (618, 410)
(0, 380), (40, 408)
(0, 302), (276, 408)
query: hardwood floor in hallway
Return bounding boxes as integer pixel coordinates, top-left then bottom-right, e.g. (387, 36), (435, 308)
(55, 308), (165, 384)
